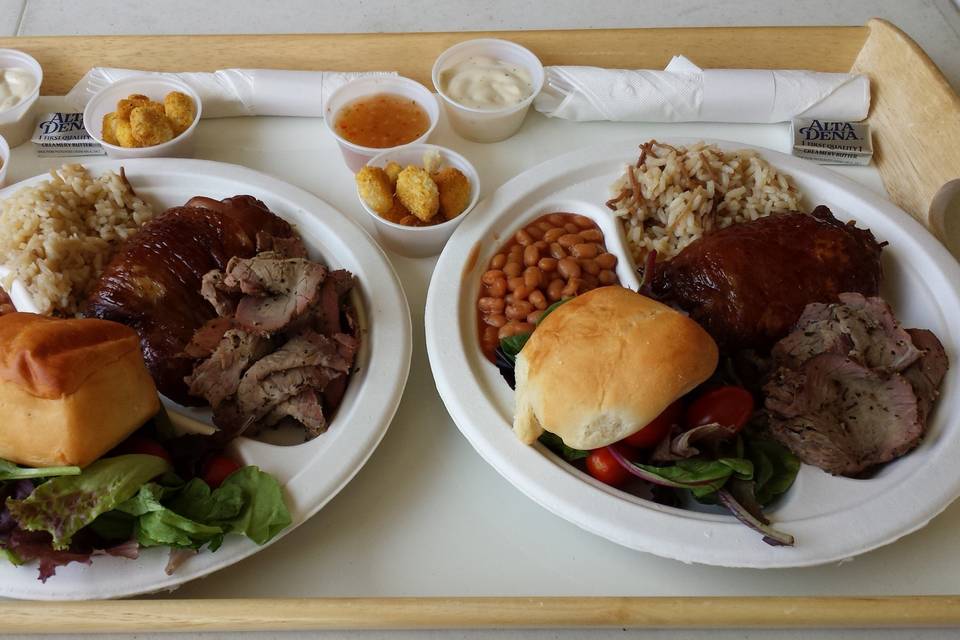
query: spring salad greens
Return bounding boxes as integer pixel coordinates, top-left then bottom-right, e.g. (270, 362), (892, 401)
(494, 298), (801, 546)
(0, 449), (291, 582)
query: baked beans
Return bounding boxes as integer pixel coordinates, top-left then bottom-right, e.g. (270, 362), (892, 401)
(477, 212), (621, 360)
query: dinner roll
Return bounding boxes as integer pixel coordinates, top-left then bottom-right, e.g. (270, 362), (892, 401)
(513, 286), (718, 450)
(0, 312), (160, 468)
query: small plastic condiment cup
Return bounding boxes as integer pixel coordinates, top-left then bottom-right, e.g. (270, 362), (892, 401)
(358, 144), (480, 258)
(0, 134), (10, 188)
(0, 49), (42, 147)
(83, 75), (203, 159)
(325, 76), (440, 173)
(432, 38), (544, 143)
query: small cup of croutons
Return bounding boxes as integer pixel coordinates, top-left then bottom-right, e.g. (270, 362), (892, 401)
(358, 144), (480, 258)
(84, 76), (201, 159)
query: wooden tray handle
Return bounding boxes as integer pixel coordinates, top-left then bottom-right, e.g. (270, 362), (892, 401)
(852, 19), (960, 245)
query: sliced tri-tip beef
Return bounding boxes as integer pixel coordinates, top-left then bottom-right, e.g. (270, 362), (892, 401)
(772, 293), (922, 372)
(185, 235), (359, 439)
(223, 254), (328, 334)
(901, 328), (949, 423)
(764, 294), (948, 476)
(765, 353), (922, 476)
(256, 231), (308, 259)
(183, 317), (235, 359)
(235, 331), (348, 420)
(185, 329), (273, 408)
(200, 271), (238, 318)
(262, 388), (328, 436)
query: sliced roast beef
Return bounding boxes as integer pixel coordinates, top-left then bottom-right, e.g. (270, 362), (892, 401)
(256, 231), (308, 259)
(766, 354), (922, 476)
(184, 236), (359, 439)
(261, 388), (328, 436)
(223, 255), (327, 333)
(200, 271), (238, 318)
(901, 328), (949, 422)
(772, 293), (921, 372)
(183, 317), (235, 358)
(765, 294), (948, 476)
(185, 329), (273, 408)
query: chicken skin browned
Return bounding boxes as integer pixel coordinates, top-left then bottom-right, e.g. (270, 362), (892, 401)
(85, 196), (295, 405)
(650, 206), (884, 352)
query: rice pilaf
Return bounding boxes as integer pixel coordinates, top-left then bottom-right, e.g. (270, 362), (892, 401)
(0, 164), (154, 316)
(607, 140), (803, 262)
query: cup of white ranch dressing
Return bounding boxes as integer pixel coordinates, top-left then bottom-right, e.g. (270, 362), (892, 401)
(432, 39), (544, 143)
(0, 49), (42, 147)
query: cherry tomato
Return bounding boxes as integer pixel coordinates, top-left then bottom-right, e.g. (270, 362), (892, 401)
(685, 385), (754, 433)
(119, 435), (172, 464)
(622, 400), (683, 449)
(202, 455), (242, 489)
(585, 447), (631, 487)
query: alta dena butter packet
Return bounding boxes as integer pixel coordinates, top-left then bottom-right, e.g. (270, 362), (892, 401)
(31, 112), (105, 156)
(791, 117), (873, 166)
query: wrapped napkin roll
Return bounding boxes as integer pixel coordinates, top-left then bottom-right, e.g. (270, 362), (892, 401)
(66, 68), (396, 119)
(534, 56), (869, 123)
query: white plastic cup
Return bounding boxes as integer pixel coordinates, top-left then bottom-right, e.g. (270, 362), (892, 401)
(83, 75), (203, 159)
(0, 49), (42, 147)
(432, 38), (544, 143)
(325, 76), (440, 173)
(0, 134), (9, 188)
(358, 144), (480, 258)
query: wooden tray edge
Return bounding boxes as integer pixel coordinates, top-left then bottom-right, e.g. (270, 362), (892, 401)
(852, 18), (960, 234)
(2, 596), (960, 632)
(0, 21), (959, 631)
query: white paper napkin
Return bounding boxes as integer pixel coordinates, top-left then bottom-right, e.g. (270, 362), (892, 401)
(65, 68), (396, 118)
(534, 56), (870, 123)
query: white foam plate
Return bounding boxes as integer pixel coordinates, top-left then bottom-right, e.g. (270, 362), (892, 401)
(425, 138), (960, 568)
(0, 158), (412, 599)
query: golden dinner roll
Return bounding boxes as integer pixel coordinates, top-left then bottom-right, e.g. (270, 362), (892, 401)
(0, 313), (160, 468)
(513, 286), (719, 449)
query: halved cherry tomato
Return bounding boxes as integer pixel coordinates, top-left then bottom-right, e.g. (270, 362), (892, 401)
(202, 455), (242, 489)
(119, 435), (172, 464)
(585, 446), (631, 487)
(685, 385), (754, 433)
(621, 400), (683, 449)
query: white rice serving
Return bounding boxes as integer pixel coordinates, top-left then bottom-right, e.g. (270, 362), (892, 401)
(608, 140), (803, 262)
(0, 164), (154, 316)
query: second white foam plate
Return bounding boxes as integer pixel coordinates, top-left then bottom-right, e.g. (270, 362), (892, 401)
(425, 137), (960, 568)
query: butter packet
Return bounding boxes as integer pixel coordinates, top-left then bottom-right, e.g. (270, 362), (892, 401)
(32, 112), (105, 156)
(791, 118), (872, 166)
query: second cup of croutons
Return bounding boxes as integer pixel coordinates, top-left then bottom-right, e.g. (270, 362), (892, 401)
(84, 76), (202, 159)
(358, 144), (480, 258)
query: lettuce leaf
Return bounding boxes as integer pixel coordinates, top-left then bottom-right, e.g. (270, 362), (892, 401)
(0, 459), (80, 481)
(204, 466), (291, 545)
(116, 466), (290, 552)
(5, 455), (170, 549)
(117, 483), (224, 550)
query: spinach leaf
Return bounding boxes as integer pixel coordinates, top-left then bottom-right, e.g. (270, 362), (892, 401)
(631, 458), (754, 498)
(499, 333), (530, 365)
(0, 459), (80, 481)
(6, 455), (170, 550)
(537, 298), (570, 324)
(538, 432), (589, 462)
(745, 437), (800, 505)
